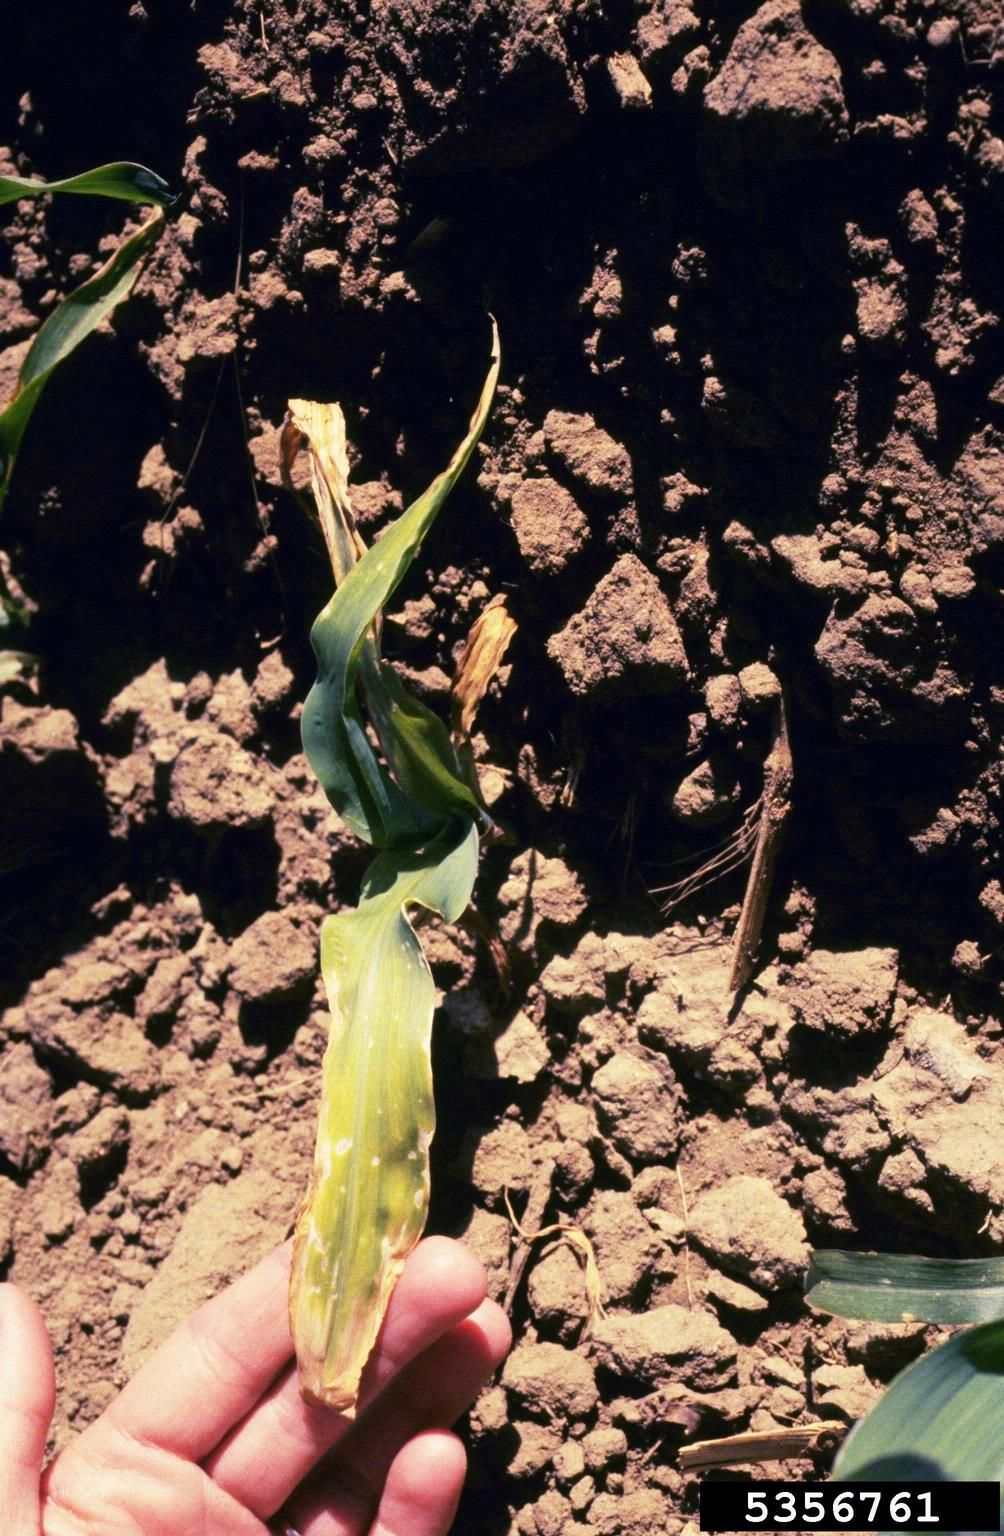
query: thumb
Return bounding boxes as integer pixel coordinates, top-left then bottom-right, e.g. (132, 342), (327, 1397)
(0, 1283), (56, 1536)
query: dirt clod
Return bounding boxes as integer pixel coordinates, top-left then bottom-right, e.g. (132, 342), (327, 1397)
(785, 948), (899, 1037)
(507, 476), (592, 574)
(592, 1051), (681, 1165)
(687, 1174), (808, 1291)
(168, 733), (274, 830)
(543, 412), (633, 502)
(591, 1304), (737, 1390)
(548, 555), (690, 701)
(527, 1241), (592, 1342)
(502, 1340), (600, 1423)
(0, 1043), (52, 1174)
(228, 910), (315, 1004)
(703, 0), (848, 183)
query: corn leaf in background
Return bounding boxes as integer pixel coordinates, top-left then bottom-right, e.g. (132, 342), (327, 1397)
(831, 1320), (1004, 1533)
(0, 160), (176, 207)
(0, 203), (169, 511)
(807, 1250), (1004, 1325)
(288, 328), (502, 1409)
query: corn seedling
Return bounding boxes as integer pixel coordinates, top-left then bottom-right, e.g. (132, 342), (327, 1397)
(0, 160), (175, 684)
(282, 325), (508, 1410)
(806, 1248), (1004, 1516)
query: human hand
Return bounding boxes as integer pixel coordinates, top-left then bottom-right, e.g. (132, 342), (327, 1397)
(0, 1236), (510, 1536)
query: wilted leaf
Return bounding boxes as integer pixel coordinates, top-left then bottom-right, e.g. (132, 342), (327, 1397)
(282, 399), (364, 587)
(300, 320), (500, 844)
(291, 823), (479, 1410)
(451, 594), (517, 745)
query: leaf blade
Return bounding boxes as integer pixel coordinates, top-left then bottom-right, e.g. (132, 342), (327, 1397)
(833, 1320), (1004, 1536)
(0, 210), (165, 510)
(807, 1251), (1004, 1325)
(0, 161), (176, 207)
(289, 821), (479, 1410)
(451, 594), (517, 746)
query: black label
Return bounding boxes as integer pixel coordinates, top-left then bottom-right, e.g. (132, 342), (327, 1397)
(698, 1479), (1001, 1532)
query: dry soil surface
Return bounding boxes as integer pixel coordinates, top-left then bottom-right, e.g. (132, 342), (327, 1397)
(2, 2), (1004, 1533)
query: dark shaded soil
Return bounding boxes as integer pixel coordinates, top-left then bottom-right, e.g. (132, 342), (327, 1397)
(2, 2), (1004, 1533)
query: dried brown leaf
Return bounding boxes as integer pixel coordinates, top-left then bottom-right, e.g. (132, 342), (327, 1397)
(451, 594), (517, 746)
(282, 399), (366, 586)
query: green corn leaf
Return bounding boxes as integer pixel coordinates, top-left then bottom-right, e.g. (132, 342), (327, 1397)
(0, 210), (165, 511)
(807, 1251), (1004, 1325)
(301, 321), (500, 846)
(0, 161), (176, 207)
(363, 651), (484, 826)
(290, 820), (479, 1410)
(832, 1319), (1004, 1534)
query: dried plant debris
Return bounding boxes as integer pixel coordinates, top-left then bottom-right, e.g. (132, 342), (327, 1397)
(656, 695), (792, 993)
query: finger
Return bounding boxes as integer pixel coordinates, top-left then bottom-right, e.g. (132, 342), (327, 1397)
(369, 1431), (467, 1536)
(0, 1284), (56, 1536)
(83, 1241), (295, 1463)
(355, 1238), (487, 1406)
(284, 1297), (510, 1536)
(204, 1236), (487, 1517)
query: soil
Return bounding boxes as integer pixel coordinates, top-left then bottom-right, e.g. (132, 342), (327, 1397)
(2, 1), (1004, 1533)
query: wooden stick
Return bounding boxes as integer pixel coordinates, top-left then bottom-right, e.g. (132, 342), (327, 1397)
(728, 692), (793, 994)
(679, 1420), (842, 1472)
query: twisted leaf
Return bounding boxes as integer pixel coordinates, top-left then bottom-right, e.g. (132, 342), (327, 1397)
(290, 326), (501, 1410)
(300, 322), (500, 845)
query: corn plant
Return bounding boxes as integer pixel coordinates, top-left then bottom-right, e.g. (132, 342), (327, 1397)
(806, 1248), (1004, 1524)
(282, 326), (505, 1409)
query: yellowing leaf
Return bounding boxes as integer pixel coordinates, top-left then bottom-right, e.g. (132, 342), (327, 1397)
(291, 823), (479, 1410)
(282, 399), (365, 587)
